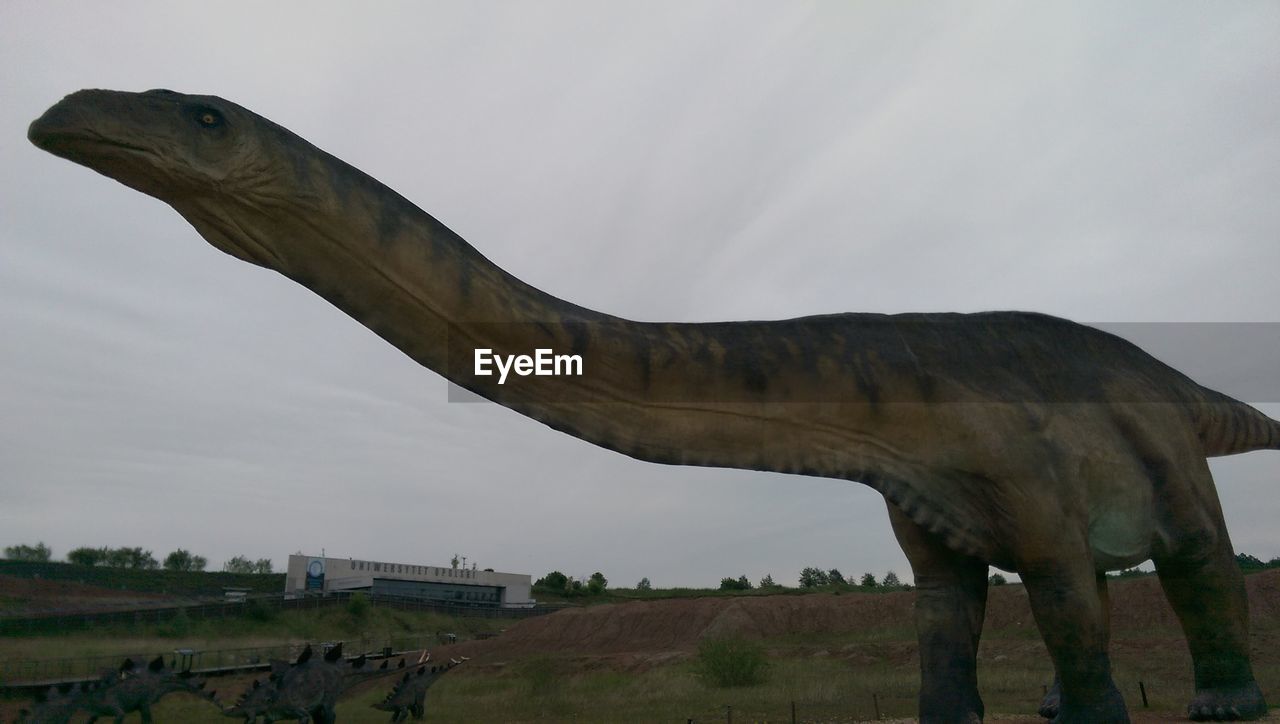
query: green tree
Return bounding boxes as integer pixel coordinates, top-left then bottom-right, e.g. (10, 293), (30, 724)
(989, 573), (1008, 586)
(253, 558), (274, 574)
(759, 573), (776, 588)
(587, 571), (608, 595)
(1236, 553), (1265, 570)
(223, 555), (255, 574)
(827, 568), (846, 585)
(105, 547), (157, 569)
(67, 546), (107, 566)
(535, 571), (568, 591)
(163, 549), (207, 572)
(719, 575), (752, 591)
(859, 572), (878, 588)
(4, 542), (52, 562)
(636, 577), (652, 591)
(799, 567), (829, 588)
(882, 571), (901, 588)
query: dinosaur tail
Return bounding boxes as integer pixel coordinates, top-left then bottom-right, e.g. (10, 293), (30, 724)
(1197, 392), (1280, 456)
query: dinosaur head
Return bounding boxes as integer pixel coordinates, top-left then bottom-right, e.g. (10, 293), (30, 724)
(28, 88), (311, 269)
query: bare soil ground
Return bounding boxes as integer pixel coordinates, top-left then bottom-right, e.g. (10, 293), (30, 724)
(0, 574), (192, 616)
(455, 569), (1280, 663)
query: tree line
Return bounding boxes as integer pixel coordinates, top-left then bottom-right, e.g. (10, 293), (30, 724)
(533, 570), (609, 597)
(3, 541), (274, 574)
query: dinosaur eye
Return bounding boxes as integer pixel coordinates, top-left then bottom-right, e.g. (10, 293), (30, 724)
(195, 109), (224, 128)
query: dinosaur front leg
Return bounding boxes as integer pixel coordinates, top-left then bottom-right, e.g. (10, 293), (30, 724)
(1021, 542), (1128, 723)
(887, 503), (988, 723)
(1155, 532), (1267, 720)
(1039, 572), (1111, 719)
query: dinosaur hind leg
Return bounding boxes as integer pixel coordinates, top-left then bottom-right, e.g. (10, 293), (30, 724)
(1038, 571), (1112, 719)
(1152, 469), (1267, 721)
(887, 502), (988, 723)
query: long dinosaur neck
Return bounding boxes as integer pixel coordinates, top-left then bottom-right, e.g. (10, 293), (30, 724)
(189, 145), (875, 476)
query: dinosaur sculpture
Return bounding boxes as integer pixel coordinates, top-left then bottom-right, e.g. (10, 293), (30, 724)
(221, 676), (281, 723)
(219, 643), (409, 723)
(27, 89), (1279, 723)
(371, 654), (469, 721)
(15, 684), (80, 724)
(35, 655), (216, 724)
(252, 643), (349, 724)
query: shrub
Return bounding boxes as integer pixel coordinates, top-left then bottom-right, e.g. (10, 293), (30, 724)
(244, 598), (277, 622)
(989, 573), (1008, 586)
(346, 592), (370, 619)
(694, 636), (769, 688)
(719, 576), (752, 591)
(635, 577), (652, 591)
(160, 608), (192, 638)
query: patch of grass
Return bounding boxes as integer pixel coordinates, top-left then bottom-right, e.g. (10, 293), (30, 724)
(156, 608), (192, 638)
(694, 636), (770, 688)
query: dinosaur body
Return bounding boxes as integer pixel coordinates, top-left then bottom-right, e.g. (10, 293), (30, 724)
(221, 675), (281, 723)
(50, 656), (214, 724)
(16, 685), (80, 724)
(28, 89), (1279, 723)
(372, 655), (467, 721)
(219, 644), (408, 723)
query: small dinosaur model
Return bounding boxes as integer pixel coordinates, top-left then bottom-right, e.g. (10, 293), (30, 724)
(372, 654), (469, 722)
(224, 643), (405, 723)
(28, 89), (1279, 723)
(253, 643), (348, 724)
(75, 655), (215, 724)
(15, 684), (80, 724)
(221, 675), (284, 723)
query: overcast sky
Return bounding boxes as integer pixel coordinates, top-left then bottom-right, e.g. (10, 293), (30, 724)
(2, 2), (1278, 589)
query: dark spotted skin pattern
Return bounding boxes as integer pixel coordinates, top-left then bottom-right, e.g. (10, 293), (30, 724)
(29, 89), (1280, 722)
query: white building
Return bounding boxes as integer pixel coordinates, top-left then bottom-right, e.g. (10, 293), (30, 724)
(285, 554), (533, 607)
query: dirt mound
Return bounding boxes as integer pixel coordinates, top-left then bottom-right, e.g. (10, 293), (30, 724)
(0, 573), (182, 616)
(460, 569), (1280, 663)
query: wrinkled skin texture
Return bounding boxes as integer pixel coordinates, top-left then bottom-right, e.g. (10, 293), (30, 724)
(29, 89), (1280, 722)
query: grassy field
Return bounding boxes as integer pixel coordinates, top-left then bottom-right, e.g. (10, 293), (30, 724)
(13, 617), (1276, 722)
(128, 633), (1271, 723)
(6, 570), (1280, 721)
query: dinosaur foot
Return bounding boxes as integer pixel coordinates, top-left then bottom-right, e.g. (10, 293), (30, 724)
(1038, 679), (1061, 719)
(1187, 681), (1268, 721)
